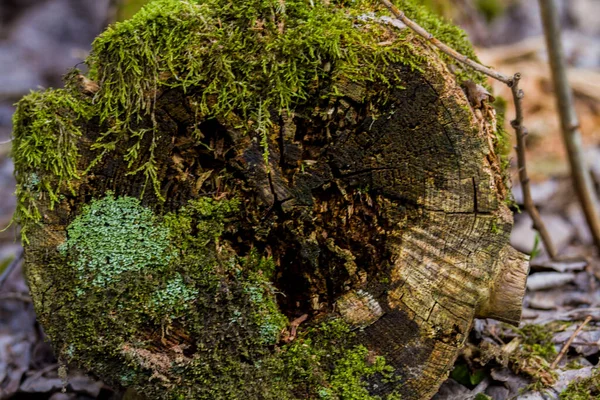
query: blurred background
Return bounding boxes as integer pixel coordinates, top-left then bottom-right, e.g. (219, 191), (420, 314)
(0, 0), (599, 399)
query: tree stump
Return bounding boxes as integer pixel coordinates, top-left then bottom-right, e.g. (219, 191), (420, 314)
(11, 1), (528, 399)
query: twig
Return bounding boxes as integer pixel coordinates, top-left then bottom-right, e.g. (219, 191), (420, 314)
(379, 0), (558, 258)
(551, 315), (592, 369)
(538, 0), (600, 254)
(0, 249), (23, 290)
(281, 313), (308, 343)
(0, 292), (32, 303)
(379, 0), (511, 84)
(511, 74), (557, 258)
(533, 307), (600, 324)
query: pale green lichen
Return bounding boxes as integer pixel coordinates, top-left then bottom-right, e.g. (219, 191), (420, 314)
(60, 193), (175, 287)
(241, 254), (288, 345)
(150, 274), (197, 319)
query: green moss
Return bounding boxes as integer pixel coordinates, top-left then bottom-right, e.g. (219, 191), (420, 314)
(505, 324), (558, 390)
(559, 369), (600, 400)
(493, 95), (512, 181)
(278, 319), (399, 400)
(12, 0), (483, 243)
(241, 255), (288, 345)
(11, 89), (94, 242)
(42, 193), (398, 398)
(516, 324), (557, 360)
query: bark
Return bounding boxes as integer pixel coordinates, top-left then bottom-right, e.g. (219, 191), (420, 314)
(12, 2), (528, 399)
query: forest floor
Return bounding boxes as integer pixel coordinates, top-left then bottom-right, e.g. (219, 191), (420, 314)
(1, 1), (600, 399)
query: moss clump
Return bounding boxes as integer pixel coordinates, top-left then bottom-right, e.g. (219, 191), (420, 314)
(11, 0), (483, 241)
(43, 193), (398, 398)
(559, 369), (600, 400)
(11, 89), (94, 241)
(88, 0), (476, 130)
(276, 319), (400, 400)
(493, 95), (512, 185)
(240, 253), (289, 344)
(516, 324), (558, 361)
(508, 324), (558, 390)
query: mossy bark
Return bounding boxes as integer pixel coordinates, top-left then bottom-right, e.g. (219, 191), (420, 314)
(12, 1), (527, 399)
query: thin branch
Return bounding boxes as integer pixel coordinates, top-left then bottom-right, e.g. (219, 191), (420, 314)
(379, 0), (511, 84)
(0, 292), (32, 303)
(281, 313), (308, 343)
(0, 249), (23, 290)
(538, 0), (600, 254)
(379, 0), (558, 258)
(511, 74), (557, 258)
(551, 315), (592, 369)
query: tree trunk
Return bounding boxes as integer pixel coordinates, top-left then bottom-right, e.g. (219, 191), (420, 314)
(11, 1), (527, 399)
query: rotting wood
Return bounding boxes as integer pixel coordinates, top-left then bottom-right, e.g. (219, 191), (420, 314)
(11, 1), (528, 399)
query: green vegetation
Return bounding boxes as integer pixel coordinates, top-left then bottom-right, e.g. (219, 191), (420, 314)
(11, 0), (485, 241)
(516, 323), (558, 360)
(40, 193), (399, 398)
(450, 362), (487, 387)
(279, 319), (400, 400)
(12, 1), (492, 397)
(59, 194), (175, 288)
(11, 89), (94, 241)
(560, 369), (600, 400)
(492, 95), (512, 186)
(508, 324), (558, 390)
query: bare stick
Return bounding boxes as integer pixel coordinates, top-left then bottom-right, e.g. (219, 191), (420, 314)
(511, 75), (557, 258)
(379, 0), (511, 84)
(551, 315), (592, 369)
(0, 249), (23, 290)
(379, 0), (558, 258)
(281, 313), (308, 343)
(0, 292), (32, 303)
(539, 0), (600, 254)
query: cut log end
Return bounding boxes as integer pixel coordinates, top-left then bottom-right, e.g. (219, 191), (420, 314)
(11, 1), (527, 399)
